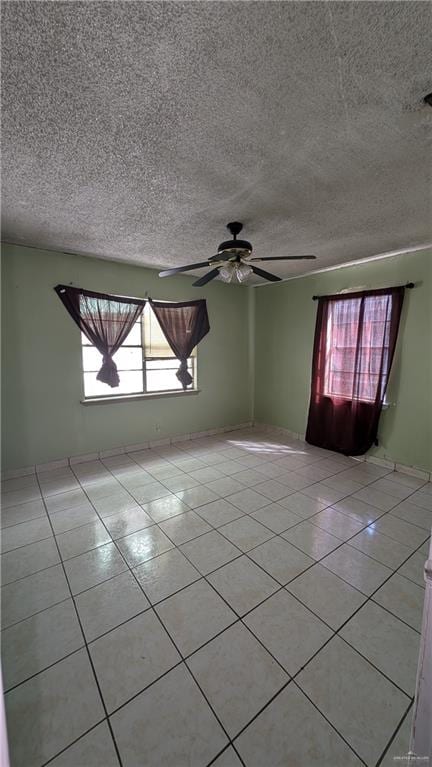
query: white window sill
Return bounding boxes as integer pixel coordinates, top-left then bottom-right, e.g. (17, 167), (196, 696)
(81, 389), (200, 406)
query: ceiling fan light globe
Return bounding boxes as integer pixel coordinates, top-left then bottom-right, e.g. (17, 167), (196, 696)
(219, 263), (236, 283)
(236, 263), (253, 283)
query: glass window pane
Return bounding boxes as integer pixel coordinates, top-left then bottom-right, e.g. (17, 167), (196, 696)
(83, 346), (142, 372)
(112, 347), (142, 369)
(81, 321), (141, 347)
(122, 322), (141, 345)
(82, 346), (103, 372)
(146, 359), (195, 392)
(143, 304), (173, 358)
(146, 369), (184, 392)
(84, 371), (143, 398)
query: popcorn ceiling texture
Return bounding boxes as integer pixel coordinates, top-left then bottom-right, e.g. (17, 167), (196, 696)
(1, 1), (431, 281)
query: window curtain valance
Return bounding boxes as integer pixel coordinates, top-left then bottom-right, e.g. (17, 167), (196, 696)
(305, 286), (405, 455)
(149, 299), (210, 389)
(54, 285), (146, 388)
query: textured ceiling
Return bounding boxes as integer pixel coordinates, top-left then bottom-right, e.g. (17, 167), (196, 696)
(1, 1), (431, 283)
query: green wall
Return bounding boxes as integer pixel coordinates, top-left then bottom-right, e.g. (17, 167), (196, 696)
(2, 244), (431, 472)
(1, 245), (251, 469)
(254, 250), (432, 473)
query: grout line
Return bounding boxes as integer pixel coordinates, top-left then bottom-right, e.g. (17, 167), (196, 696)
(375, 700), (414, 767)
(30, 472), (125, 767)
(65, 462), (247, 762)
(2, 432), (430, 765)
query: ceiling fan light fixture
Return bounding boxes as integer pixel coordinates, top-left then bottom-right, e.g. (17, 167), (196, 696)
(219, 262), (236, 283)
(236, 262), (253, 282)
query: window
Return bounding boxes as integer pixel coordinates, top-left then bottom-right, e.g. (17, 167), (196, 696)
(82, 303), (197, 398)
(323, 294), (392, 402)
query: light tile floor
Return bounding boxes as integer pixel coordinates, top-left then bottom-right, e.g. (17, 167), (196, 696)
(1, 428), (431, 767)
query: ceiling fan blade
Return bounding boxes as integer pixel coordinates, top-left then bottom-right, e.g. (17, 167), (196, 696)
(250, 265), (281, 282)
(159, 262), (210, 277)
(192, 267), (221, 287)
(249, 255), (316, 261)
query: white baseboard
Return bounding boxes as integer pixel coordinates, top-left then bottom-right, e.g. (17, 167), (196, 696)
(1, 422), (254, 479)
(252, 422), (431, 482)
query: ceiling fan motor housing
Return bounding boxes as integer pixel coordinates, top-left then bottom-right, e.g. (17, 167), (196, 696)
(217, 238), (252, 256)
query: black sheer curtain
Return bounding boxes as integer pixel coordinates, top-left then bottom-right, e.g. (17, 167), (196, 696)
(149, 299), (210, 389)
(55, 285), (146, 387)
(305, 287), (405, 455)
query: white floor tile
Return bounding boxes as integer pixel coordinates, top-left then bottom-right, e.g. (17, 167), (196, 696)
(64, 542), (127, 595)
(297, 636), (410, 765)
(159, 511), (212, 545)
(1, 499), (46, 528)
(347, 529), (413, 569)
(311, 507), (365, 540)
(5, 650), (104, 767)
(1, 516), (53, 553)
(205, 476), (245, 497)
(398, 550), (427, 587)
(4, 436), (424, 767)
(144, 495), (189, 522)
(248, 537), (314, 584)
(156, 579), (237, 655)
(48, 722), (119, 767)
(211, 746), (243, 767)
(2, 599), (84, 690)
(287, 563), (366, 630)
(175, 485), (220, 508)
(56, 519), (112, 560)
(50, 504), (100, 534)
(90, 610), (180, 712)
(369, 514), (429, 548)
(373, 572), (425, 631)
(75, 571), (150, 641)
(188, 622), (288, 737)
(207, 556), (279, 615)
(225, 488), (271, 513)
(332, 496), (385, 524)
(110, 664), (227, 767)
(116, 526), (174, 567)
(45, 489), (89, 514)
(180, 530), (241, 574)
(102, 506), (153, 539)
(1, 537), (60, 585)
(277, 492), (328, 518)
(251, 503), (302, 534)
(380, 709), (413, 767)
(134, 548), (200, 604)
(1, 564), (70, 628)
(194, 498), (244, 527)
(282, 520), (342, 559)
(390, 501), (432, 531)
(244, 589), (332, 674)
(219, 516), (273, 552)
(351, 486), (399, 511)
(236, 683), (362, 767)
(340, 601), (420, 694)
(321, 543), (392, 595)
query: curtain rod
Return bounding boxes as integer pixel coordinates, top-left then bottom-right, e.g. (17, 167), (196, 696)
(312, 282), (415, 301)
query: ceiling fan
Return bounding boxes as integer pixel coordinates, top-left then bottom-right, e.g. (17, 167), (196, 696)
(158, 222), (317, 286)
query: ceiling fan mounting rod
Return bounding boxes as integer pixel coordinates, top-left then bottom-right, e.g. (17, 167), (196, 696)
(227, 221), (243, 240)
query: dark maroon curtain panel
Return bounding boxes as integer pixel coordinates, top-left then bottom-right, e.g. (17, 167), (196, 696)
(305, 287), (405, 455)
(149, 299), (210, 389)
(55, 285), (145, 387)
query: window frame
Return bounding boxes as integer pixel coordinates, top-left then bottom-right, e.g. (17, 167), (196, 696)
(81, 305), (198, 401)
